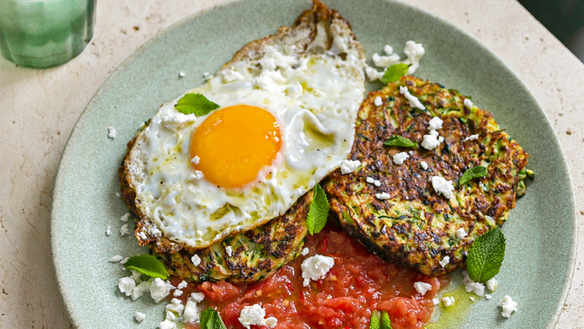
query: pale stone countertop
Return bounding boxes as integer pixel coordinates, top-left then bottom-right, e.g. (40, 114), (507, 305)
(1, 0), (583, 328)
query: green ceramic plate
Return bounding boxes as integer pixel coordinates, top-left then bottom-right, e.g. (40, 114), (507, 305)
(51, 0), (576, 328)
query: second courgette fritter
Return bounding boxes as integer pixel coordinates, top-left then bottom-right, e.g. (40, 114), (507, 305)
(323, 75), (530, 276)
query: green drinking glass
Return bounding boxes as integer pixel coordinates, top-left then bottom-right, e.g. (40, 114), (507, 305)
(0, 0), (95, 68)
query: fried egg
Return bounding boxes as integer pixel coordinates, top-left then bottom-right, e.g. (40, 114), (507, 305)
(123, 5), (366, 250)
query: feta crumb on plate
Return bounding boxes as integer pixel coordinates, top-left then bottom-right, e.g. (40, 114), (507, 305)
(392, 152), (409, 165)
(134, 311), (145, 322)
(439, 256), (450, 268)
(109, 255), (123, 263)
(191, 254), (201, 266)
(301, 247), (309, 256)
(413, 281), (432, 296)
(456, 228), (467, 239)
(107, 127), (116, 139)
(428, 116), (443, 130)
(421, 130), (443, 150)
(399, 86), (425, 110)
(375, 192), (391, 200)
(340, 159), (361, 174)
(431, 176), (455, 199)
(499, 295), (518, 318)
(442, 296), (455, 307)
(301, 255), (335, 287)
(239, 304), (277, 329)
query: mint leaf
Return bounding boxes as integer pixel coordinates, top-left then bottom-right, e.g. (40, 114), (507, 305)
(200, 308), (227, 329)
(369, 310), (381, 329)
(467, 227), (506, 283)
(384, 136), (417, 148)
(381, 311), (392, 329)
(458, 165), (488, 186)
(124, 254), (169, 279)
(175, 93), (220, 116)
(381, 63), (410, 84)
(306, 184), (330, 235)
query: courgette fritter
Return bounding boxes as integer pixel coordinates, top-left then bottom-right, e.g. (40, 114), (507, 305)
(323, 75), (530, 276)
(156, 191), (311, 283)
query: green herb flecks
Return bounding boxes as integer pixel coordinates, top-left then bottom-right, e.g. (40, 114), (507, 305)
(384, 135), (417, 148)
(381, 63), (410, 84)
(175, 93), (220, 116)
(467, 227), (506, 283)
(370, 310), (393, 329)
(124, 254), (169, 279)
(200, 308), (228, 329)
(306, 184), (330, 235)
(458, 165), (488, 186)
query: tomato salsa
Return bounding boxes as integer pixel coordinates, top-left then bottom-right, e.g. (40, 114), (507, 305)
(177, 223), (448, 329)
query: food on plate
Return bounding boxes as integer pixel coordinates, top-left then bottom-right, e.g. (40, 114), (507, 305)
(119, 0), (366, 257)
(158, 191), (312, 283)
(113, 1), (531, 328)
(323, 75), (530, 277)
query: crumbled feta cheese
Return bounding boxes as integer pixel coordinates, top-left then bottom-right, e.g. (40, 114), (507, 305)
(138, 231), (147, 240)
(301, 255), (335, 287)
(161, 109), (197, 131)
(132, 270), (142, 281)
(403, 41), (425, 74)
(413, 282), (432, 296)
(190, 292), (205, 303)
(120, 213), (130, 222)
(107, 127), (117, 139)
(173, 290), (184, 297)
(456, 228), (467, 239)
(189, 170), (204, 180)
(120, 257), (130, 265)
(499, 295), (518, 318)
(176, 280), (188, 290)
(165, 310), (177, 322)
(433, 297), (440, 305)
(135, 311), (146, 322)
(115, 192), (121, 197)
(420, 161), (429, 170)
(166, 298), (185, 316)
(421, 130), (442, 150)
(191, 156), (200, 165)
(486, 277), (498, 292)
(239, 304), (268, 329)
(469, 296), (475, 301)
(179, 71), (186, 78)
(366, 177), (381, 186)
(202, 72), (210, 79)
(485, 294), (492, 300)
(442, 296), (455, 307)
(372, 52), (400, 68)
(183, 299), (200, 323)
(464, 98), (474, 108)
(365, 66), (385, 81)
(374, 96), (383, 106)
(428, 117), (443, 130)
(431, 176), (455, 199)
(131, 281), (150, 301)
(191, 254), (201, 266)
(399, 86), (425, 110)
(150, 278), (172, 303)
(340, 159), (361, 174)
(439, 256), (450, 268)
(118, 277), (136, 297)
(221, 69), (244, 83)
(265, 317), (278, 328)
(225, 246), (233, 257)
(109, 255), (123, 263)
(462, 270), (485, 296)
(464, 134), (479, 142)
(375, 192), (391, 200)
(159, 319), (176, 329)
(106, 225), (112, 236)
(120, 224), (130, 236)
(301, 247), (309, 256)
(393, 152), (410, 165)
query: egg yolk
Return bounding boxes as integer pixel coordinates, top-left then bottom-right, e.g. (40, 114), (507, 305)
(190, 105), (282, 188)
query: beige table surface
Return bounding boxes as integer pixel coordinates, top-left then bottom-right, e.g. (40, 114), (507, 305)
(1, 0), (583, 328)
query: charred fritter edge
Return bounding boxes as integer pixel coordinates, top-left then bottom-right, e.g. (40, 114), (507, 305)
(323, 75), (530, 276)
(119, 0), (365, 254)
(156, 191), (311, 283)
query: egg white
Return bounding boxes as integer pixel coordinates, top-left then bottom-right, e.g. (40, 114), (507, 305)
(126, 26), (366, 249)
